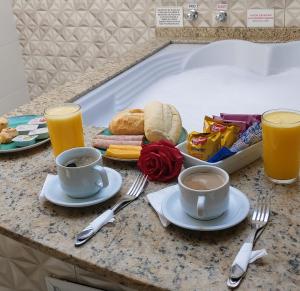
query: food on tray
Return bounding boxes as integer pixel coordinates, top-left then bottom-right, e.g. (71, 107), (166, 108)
(0, 115), (50, 151)
(230, 122), (262, 152)
(109, 109), (144, 135)
(12, 135), (38, 147)
(2, 128), (18, 137)
(27, 116), (47, 127)
(105, 145), (142, 159)
(203, 116), (240, 148)
(94, 134), (144, 141)
(187, 131), (221, 161)
(144, 101), (182, 144)
(207, 147), (235, 163)
(183, 112), (262, 163)
(29, 128), (49, 140)
(0, 128), (18, 144)
(0, 133), (12, 144)
(92, 134), (143, 149)
(137, 140), (183, 182)
(0, 117), (8, 132)
(213, 116), (247, 133)
(16, 124), (39, 135)
(220, 113), (261, 127)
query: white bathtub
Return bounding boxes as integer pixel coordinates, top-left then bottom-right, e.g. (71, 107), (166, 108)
(76, 40), (300, 131)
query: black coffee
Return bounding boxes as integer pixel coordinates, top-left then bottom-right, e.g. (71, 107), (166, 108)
(65, 155), (96, 167)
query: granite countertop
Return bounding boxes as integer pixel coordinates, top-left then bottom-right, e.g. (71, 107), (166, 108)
(0, 37), (299, 290)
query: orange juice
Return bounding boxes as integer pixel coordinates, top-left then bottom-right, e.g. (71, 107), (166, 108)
(262, 109), (300, 183)
(45, 104), (84, 156)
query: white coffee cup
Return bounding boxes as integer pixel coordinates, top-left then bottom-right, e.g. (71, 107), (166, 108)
(178, 165), (229, 220)
(56, 147), (109, 198)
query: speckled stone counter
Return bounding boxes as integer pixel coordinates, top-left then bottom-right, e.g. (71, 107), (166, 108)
(156, 27), (300, 43)
(0, 37), (300, 290)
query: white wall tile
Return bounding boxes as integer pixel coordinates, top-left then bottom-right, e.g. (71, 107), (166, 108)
(275, 8), (285, 27)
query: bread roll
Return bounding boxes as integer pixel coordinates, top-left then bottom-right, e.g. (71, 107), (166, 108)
(109, 109), (144, 135)
(0, 117), (8, 132)
(0, 128), (18, 144)
(2, 127), (18, 137)
(144, 101), (182, 144)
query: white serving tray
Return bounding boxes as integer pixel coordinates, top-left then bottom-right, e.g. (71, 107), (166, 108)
(176, 141), (262, 174)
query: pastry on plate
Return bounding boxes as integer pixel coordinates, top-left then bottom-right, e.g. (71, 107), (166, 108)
(0, 128), (18, 144)
(109, 109), (144, 135)
(144, 101), (182, 144)
(0, 117), (8, 132)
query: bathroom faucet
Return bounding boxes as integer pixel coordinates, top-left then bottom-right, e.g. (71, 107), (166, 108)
(186, 9), (198, 21)
(216, 11), (227, 23)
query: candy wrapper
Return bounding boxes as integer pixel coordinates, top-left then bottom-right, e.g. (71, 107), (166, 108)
(220, 113), (261, 128)
(203, 116), (240, 148)
(207, 147), (235, 163)
(230, 122), (262, 152)
(213, 116), (247, 133)
(187, 131), (221, 161)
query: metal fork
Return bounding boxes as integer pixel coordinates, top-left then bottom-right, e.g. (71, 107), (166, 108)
(75, 173), (148, 247)
(227, 194), (270, 288)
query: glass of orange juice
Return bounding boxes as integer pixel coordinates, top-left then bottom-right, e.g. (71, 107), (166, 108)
(45, 103), (85, 156)
(262, 109), (300, 184)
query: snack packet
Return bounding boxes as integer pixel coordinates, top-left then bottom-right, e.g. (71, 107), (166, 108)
(230, 122), (262, 152)
(203, 116), (240, 148)
(187, 131), (221, 161)
(207, 147), (235, 163)
(213, 116), (247, 133)
(220, 113), (261, 127)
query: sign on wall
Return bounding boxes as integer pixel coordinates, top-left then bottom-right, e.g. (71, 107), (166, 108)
(247, 9), (274, 28)
(156, 7), (183, 27)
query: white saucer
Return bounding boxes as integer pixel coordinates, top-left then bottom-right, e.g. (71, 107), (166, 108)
(161, 186), (250, 231)
(44, 167), (122, 207)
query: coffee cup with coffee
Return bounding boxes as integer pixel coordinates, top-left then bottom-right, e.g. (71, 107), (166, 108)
(56, 147), (109, 198)
(178, 165), (229, 220)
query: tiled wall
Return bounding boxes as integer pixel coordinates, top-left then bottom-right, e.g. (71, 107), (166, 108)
(12, 0), (156, 98)
(11, 0), (300, 99)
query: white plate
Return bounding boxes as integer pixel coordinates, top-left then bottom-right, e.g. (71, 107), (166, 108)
(161, 186), (250, 231)
(44, 167), (122, 207)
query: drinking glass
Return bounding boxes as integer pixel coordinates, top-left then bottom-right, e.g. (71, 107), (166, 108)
(262, 109), (300, 184)
(45, 103), (85, 156)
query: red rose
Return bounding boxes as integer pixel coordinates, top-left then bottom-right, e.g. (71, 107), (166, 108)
(137, 140), (183, 182)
